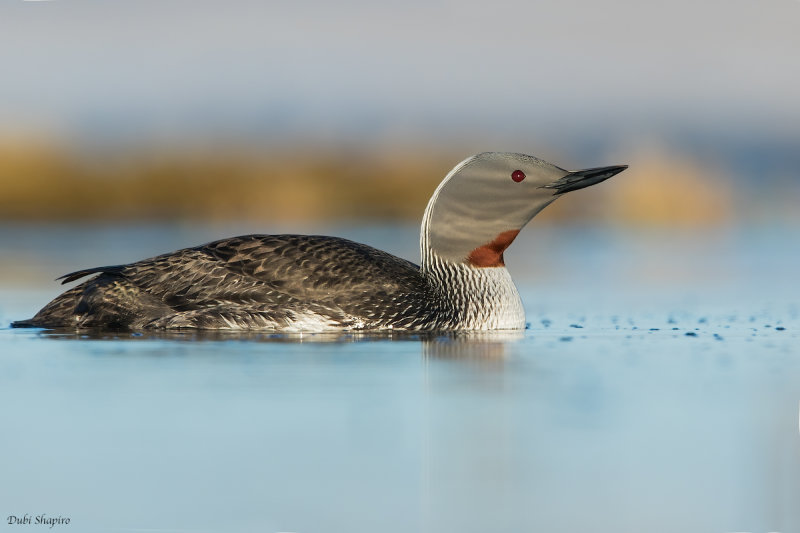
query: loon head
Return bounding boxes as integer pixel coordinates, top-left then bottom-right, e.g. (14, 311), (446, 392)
(421, 152), (627, 268)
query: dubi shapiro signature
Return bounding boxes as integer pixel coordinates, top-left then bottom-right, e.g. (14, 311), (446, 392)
(7, 515), (70, 528)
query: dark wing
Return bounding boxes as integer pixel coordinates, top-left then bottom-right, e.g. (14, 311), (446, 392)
(122, 234), (442, 328)
(23, 234), (445, 330)
(202, 234), (424, 299)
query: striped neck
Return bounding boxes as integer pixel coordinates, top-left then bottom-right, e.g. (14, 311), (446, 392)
(420, 249), (525, 331)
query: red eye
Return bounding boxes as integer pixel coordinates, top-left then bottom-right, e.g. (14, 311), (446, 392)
(511, 170), (526, 182)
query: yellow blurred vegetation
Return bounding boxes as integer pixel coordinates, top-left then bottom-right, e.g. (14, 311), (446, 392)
(0, 138), (741, 225)
(545, 144), (736, 226)
(0, 140), (449, 222)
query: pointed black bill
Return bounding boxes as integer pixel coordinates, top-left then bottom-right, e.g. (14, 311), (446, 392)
(541, 165), (628, 195)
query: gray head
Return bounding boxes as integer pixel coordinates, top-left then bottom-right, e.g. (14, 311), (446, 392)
(421, 152), (627, 268)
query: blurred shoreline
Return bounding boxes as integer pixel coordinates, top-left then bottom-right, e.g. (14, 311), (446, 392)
(0, 138), (796, 226)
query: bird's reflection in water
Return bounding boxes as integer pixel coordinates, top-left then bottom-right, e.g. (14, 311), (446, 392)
(28, 327), (523, 361)
(421, 330), (523, 362)
(30, 328), (432, 343)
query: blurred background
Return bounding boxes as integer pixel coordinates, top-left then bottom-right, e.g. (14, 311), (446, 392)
(1, 0), (798, 228)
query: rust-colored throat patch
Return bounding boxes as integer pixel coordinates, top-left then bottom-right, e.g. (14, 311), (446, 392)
(467, 229), (520, 268)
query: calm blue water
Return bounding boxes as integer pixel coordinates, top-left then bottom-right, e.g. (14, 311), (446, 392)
(1, 223), (798, 533)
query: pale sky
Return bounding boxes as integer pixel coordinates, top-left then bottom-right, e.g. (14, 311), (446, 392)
(2, 0), (799, 148)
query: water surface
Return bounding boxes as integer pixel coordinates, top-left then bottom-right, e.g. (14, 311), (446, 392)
(1, 223), (798, 533)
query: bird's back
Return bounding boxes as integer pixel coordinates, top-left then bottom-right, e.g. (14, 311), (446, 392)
(14, 235), (449, 331)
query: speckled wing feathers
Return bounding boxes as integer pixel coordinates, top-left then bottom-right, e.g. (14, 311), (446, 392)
(16, 235), (450, 330)
(193, 235), (446, 329)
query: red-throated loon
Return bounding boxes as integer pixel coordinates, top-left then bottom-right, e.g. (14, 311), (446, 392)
(12, 152), (627, 331)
